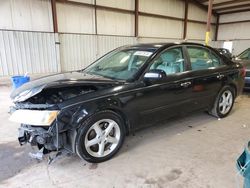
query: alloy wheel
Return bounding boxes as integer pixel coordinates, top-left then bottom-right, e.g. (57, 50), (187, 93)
(218, 90), (233, 115)
(84, 119), (121, 158)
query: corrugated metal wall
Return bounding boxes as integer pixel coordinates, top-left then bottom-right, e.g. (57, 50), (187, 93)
(59, 34), (97, 71)
(57, 3), (96, 34)
(215, 11), (250, 56)
(187, 2), (216, 41)
(218, 11), (250, 41)
(0, 30), (59, 76)
(60, 34), (136, 71)
(0, 0), (53, 32)
(0, 0), (222, 76)
(218, 23), (250, 41)
(139, 0), (184, 39)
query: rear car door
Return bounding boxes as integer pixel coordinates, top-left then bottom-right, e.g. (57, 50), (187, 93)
(184, 45), (229, 110)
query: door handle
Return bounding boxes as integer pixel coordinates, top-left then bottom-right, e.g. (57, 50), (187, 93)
(217, 74), (225, 79)
(180, 81), (191, 87)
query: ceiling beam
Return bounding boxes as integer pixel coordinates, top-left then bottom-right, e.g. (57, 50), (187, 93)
(218, 8), (250, 15)
(198, 0), (208, 3)
(215, 3), (250, 11)
(213, 0), (250, 8)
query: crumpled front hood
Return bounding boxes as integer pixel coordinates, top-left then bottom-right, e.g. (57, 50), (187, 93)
(10, 71), (118, 101)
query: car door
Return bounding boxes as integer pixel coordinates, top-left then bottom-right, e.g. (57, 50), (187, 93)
(122, 46), (196, 130)
(184, 45), (228, 110)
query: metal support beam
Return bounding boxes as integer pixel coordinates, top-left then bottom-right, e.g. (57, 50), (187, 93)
(51, 0), (58, 33)
(94, 0), (97, 34)
(135, 0), (139, 37)
(183, 0), (189, 39)
(205, 0), (213, 45)
(215, 15), (219, 41)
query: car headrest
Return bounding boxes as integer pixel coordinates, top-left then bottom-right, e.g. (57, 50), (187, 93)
(160, 51), (177, 64)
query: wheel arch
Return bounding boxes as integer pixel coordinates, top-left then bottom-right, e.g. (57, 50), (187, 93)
(104, 108), (130, 135)
(228, 83), (237, 97)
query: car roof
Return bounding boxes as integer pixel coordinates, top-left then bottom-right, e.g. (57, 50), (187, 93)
(125, 42), (208, 50)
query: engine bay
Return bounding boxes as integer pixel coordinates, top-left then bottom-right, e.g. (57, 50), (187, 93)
(24, 86), (97, 104)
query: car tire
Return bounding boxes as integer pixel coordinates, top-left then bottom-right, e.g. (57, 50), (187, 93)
(209, 86), (235, 118)
(75, 110), (125, 163)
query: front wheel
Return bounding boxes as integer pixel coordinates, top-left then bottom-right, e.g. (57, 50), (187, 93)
(210, 86), (235, 118)
(75, 111), (125, 163)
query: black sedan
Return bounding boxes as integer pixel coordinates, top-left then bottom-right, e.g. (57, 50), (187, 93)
(216, 48), (232, 59)
(234, 48), (250, 89)
(9, 43), (245, 163)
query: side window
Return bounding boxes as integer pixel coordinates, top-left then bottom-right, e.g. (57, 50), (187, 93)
(150, 48), (185, 75)
(239, 49), (250, 60)
(187, 47), (222, 71)
(209, 52), (223, 67)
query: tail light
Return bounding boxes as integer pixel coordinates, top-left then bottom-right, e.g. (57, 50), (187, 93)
(241, 66), (246, 78)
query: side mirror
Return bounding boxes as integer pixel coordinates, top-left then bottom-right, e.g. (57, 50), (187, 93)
(144, 69), (166, 82)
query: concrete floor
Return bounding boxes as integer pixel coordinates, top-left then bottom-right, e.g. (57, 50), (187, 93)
(0, 86), (249, 188)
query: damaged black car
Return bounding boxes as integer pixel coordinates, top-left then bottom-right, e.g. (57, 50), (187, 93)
(9, 43), (245, 163)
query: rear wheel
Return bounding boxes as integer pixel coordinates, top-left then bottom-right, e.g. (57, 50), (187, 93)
(75, 111), (125, 163)
(210, 86), (235, 118)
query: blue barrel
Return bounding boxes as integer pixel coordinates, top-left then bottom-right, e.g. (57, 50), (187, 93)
(11, 76), (30, 89)
(237, 141), (250, 188)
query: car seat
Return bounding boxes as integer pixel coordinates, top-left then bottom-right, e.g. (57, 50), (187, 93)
(156, 51), (180, 74)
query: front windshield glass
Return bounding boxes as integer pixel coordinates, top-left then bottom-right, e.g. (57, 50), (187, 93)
(84, 49), (155, 80)
(238, 49), (250, 60)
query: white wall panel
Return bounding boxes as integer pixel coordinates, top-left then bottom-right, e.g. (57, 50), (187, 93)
(138, 37), (180, 43)
(139, 0), (185, 18)
(187, 23), (215, 40)
(97, 10), (134, 36)
(57, 3), (95, 34)
(211, 41), (224, 49)
(97, 35), (136, 57)
(139, 16), (183, 39)
(59, 34), (97, 71)
(59, 34), (136, 71)
(188, 3), (216, 23)
(220, 11), (250, 23)
(218, 23), (250, 40)
(232, 40), (250, 55)
(0, 0), (53, 32)
(96, 0), (134, 10)
(212, 40), (250, 55)
(0, 31), (59, 76)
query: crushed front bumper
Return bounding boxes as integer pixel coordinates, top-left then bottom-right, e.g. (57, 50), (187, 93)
(18, 124), (57, 151)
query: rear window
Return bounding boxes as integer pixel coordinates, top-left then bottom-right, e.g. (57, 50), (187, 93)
(187, 47), (223, 71)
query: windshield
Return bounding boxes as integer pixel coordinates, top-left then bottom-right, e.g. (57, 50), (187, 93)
(84, 49), (155, 80)
(238, 49), (250, 60)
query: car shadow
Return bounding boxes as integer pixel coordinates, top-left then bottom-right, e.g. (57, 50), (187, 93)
(119, 93), (249, 156)
(119, 110), (217, 155)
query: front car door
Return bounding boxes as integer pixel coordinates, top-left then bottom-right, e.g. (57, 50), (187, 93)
(123, 46), (195, 130)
